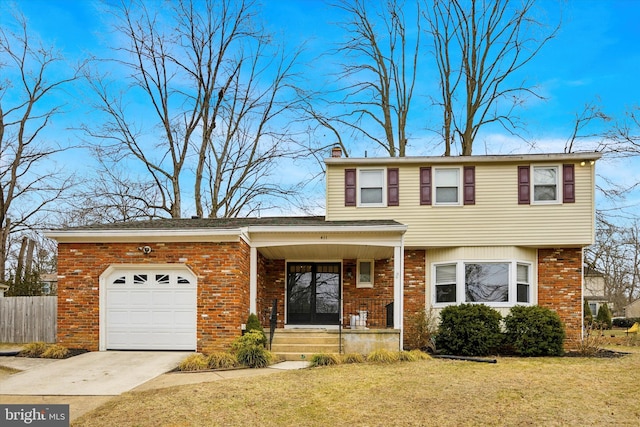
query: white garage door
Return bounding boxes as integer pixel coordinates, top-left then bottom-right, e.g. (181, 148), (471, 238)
(105, 268), (197, 350)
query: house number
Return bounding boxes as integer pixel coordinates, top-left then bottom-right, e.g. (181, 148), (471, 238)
(320, 235), (328, 240)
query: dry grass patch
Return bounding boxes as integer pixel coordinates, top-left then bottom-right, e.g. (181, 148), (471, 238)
(73, 350), (640, 427)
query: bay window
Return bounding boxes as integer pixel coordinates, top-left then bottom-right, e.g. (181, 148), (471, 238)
(433, 261), (533, 306)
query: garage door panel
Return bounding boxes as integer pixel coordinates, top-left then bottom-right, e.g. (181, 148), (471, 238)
(105, 268), (197, 350)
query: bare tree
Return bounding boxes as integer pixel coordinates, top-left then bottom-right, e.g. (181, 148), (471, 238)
(310, 0), (420, 157)
(0, 13), (78, 283)
(425, 0), (559, 155)
(586, 216), (640, 315)
(83, 0), (304, 219)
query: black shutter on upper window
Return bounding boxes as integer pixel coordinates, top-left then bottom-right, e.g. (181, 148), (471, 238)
(345, 168), (356, 206)
(420, 167), (432, 205)
(387, 168), (399, 206)
(563, 164), (575, 203)
(463, 166), (475, 205)
(518, 166), (530, 205)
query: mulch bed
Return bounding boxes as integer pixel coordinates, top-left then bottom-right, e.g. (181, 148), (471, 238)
(15, 348), (90, 359)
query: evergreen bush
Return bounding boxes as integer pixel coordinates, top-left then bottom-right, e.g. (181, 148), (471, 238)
(435, 304), (503, 356)
(503, 305), (565, 356)
(245, 313), (267, 347)
(583, 299), (593, 325)
(232, 330), (273, 368)
(595, 304), (612, 329)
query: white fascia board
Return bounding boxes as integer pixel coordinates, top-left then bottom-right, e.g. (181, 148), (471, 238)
(325, 152), (602, 166)
(247, 224), (408, 234)
(45, 228), (245, 243)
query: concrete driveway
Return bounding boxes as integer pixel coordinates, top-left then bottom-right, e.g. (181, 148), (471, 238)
(0, 351), (191, 396)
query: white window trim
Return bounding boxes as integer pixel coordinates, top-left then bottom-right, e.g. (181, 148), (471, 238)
(431, 260), (534, 308)
(357, 168), (387, 207)
(356, 259), (374, 288)
(531, 165), (562, 205)
(433, 166), (462, 206)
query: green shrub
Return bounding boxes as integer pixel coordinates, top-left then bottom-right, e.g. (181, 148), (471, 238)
(310, 353), (341, 367)
(366, 348), (399, 363)
(236, 346), (273, 368)
(341, 353), (365, 364)
(41, 344), (69, 359)
(405, 307), (438, 353)
(20, 342), (49, 358)
(245, 313), (267, 347)
(435, 304), (503, 356)
(595, 304), (612, 329)
(583, 299), (593, 325)
(613, 317), (640, 328)
(206, 352), (238, 369)
(232, 330), (273, 368)
(504, 305), (565, 357)
(178, 354), (209, 371)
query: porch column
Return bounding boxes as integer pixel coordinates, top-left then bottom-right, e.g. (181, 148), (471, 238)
(250, 246), (257, 315)
(394, 244), (404, 349)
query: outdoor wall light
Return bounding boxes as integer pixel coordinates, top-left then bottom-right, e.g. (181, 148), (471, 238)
(346, 268), (353, 279)
(138, 245), (152, 254)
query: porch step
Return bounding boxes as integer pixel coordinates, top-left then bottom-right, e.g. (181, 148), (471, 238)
(268, 329), (342, 361)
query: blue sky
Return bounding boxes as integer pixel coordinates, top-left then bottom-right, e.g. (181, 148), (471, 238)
(3, 0), (639, 218)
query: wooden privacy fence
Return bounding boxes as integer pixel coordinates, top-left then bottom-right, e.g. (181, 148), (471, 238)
(0, 296), (57, 343)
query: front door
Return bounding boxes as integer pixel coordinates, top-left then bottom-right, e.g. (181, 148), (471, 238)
(287, 262), (340, 325)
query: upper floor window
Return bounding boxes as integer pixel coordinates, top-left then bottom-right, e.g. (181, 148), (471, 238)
(533, 166), (559, 203)
(359, 169), (385, 206)
(519, 164), (575, 205)
(345, 168), (399, 207)
(434, 167), (461, 205)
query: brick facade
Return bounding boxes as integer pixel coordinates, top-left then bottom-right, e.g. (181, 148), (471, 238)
(537, 247), (583, 349)
(57, 240), (250, 353)
(403, 250), (426, 348)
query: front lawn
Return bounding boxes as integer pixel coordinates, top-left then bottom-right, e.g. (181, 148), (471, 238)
(73, 349), (640, 427)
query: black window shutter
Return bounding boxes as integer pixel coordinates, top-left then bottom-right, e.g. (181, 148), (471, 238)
(463, 166), (475, 205)
(518, 166), (530, 205)
(345, 169), (356, 206)
(387, 168), (399, 206)
(563, 164), (575, 203)
(420, 167), (432, 205)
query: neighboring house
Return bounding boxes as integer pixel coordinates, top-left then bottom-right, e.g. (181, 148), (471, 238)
(625, 299), (640, 318)
(583, 265), (610, 317)
(0, 283), (8, 297)
(40, 273), (58, 295)
(47, 151), (600, 354)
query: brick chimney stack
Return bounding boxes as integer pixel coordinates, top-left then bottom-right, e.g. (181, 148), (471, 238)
(331, 145), (343, 158)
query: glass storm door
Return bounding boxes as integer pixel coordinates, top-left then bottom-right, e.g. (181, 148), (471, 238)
(287, 263), (340, 325)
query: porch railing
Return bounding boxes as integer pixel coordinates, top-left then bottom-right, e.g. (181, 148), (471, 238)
(343, 298), (394, 329)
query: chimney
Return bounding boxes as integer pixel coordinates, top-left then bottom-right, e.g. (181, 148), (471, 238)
(331, 145), (343, 158)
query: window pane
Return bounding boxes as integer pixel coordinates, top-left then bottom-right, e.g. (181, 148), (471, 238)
(436, 187), (458, 203)
(517, 264), (529, 283)
(436, 284), (456, 303)
(517, 283), (529, 303)
(360, 170), (383, 186)
(465, 263), (509, 302)
(359, 261), (371, 283)
(361, 188), (383, 203)
(436, 168), (459, 186)
(436, 264), (456, 283)
(534, 168), (556, 185)
(534, 185), (556, 201)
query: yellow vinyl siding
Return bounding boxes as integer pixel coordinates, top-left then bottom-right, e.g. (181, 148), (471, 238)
(326, 161), (596, 248)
